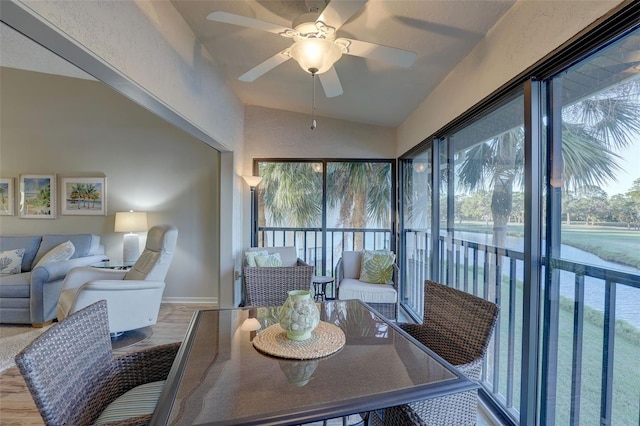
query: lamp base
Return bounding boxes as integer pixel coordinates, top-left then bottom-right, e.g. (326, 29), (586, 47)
(122, 233), (140, 265)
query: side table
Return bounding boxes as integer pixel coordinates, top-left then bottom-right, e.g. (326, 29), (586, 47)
(92, 262), (132, 271)
(312, 276), (335, 301)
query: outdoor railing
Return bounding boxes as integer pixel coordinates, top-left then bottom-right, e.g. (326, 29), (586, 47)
(255, 226), (639, 424)
(403, 229), (640, 425)
(257, 226), (392, 279)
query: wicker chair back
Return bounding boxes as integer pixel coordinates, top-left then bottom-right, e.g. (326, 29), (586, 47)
(15, 301), (114, 425)
(15, 300), (180, 426)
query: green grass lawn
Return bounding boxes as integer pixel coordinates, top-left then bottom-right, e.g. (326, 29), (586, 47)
(561, 224), (640, 269)
(444, 222), (639, 422)
(453, 221), (640, 269)
(491, 277), (639, 425)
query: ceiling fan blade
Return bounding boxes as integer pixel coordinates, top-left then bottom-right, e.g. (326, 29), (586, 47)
(340, 38), (416, 68)
(207, 11), (294, 36)
(239, 51), (291, 82)
(318, 67), (343, 98)
(317, 0), (368, 31)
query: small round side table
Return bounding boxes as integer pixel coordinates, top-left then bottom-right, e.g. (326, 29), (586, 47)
(312, 276), (335, 301)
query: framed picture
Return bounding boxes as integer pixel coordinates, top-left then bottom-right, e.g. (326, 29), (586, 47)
(61, 177), (107, 216)
(0, 178), (14, 216)
(19, 174), (56, 219)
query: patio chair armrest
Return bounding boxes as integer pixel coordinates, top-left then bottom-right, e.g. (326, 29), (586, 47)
(296, 258), (310, 266)
(392, 263), (399, 290)
(114, 342), (181, 390)
(334, 257), (344, 287)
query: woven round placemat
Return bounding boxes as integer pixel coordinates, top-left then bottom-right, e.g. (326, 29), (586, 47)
(252, 321), (345, 360)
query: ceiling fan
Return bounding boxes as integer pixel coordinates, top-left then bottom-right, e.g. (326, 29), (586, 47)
(206, 0), (417, 99)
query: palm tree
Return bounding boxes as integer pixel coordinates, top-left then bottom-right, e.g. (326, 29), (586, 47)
(326, 162), (391, 250)
(257, 161), (392, 251)
(69, 183), (84, 208)
(257, 162), (322, 246)
(457, 81), (640, 248)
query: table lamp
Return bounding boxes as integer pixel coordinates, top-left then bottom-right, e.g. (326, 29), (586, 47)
(114, 210), (148, 265)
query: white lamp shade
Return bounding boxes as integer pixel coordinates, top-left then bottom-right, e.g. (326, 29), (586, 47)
(242, 175), (263, 188)
(114, 211), (148, 233)
(290, 38), (342, 74)
(240, 317), (262, 331)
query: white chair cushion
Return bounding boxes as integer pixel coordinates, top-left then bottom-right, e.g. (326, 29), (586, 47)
(338, 278), (397, 304)
(341, 251), (363, 279)
(246, 246), (298, 267)
(93, 380), (165, 424)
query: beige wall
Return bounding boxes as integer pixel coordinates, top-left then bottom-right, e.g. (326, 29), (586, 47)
(397, 0), (625, 154)
(244, 105), (396, 167)
(0, 68), (219, 303)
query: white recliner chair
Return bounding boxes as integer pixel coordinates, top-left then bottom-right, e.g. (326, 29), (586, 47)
(57, 224), (178, 334)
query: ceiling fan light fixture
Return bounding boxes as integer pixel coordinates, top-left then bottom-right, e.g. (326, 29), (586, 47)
(290, 38), (342, 75)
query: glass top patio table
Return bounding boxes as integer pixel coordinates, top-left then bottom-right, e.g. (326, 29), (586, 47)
(151, 299), (477, 426)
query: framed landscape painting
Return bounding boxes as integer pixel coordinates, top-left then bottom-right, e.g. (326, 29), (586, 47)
(61, 177), (106, 216)
(19, 174), (56, 219)
(0, 178), (14, 215)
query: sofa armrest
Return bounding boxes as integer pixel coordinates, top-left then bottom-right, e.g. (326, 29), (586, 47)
(30, 255), (110, 288)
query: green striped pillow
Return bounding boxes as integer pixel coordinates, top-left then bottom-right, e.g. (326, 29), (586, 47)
(254, 253), (283, 267)
(94, 380), (165, 424)
(245, 250), (269, 267)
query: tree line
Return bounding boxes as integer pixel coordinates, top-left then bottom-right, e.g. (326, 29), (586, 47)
(455, 178), (640, 228)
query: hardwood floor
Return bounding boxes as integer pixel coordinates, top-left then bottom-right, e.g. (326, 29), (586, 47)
(0, 303), (214, 426)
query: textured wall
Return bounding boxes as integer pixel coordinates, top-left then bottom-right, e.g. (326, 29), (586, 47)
(18, 0), (243, 152)
(244, 105), (396, 171)
(397, 0), (624, 154)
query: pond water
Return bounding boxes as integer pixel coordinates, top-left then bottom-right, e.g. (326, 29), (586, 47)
(453, 231), (640, 329)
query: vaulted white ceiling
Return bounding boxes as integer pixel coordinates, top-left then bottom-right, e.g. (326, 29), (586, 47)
(1, 1), (518, 128)
(171, 0), (516, 127)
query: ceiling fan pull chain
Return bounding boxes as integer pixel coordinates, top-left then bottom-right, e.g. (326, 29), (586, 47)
(311, 71), (317, 130)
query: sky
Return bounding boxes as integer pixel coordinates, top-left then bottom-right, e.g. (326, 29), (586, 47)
(603, 139), (640, 196)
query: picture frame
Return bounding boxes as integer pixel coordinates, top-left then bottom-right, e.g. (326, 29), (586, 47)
(61, 176), (107, 216)
(0, 178), (15, 216)
(19, 174), (56, 219)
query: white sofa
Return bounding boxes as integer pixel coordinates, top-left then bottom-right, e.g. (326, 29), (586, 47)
(335, 250), (399, 320)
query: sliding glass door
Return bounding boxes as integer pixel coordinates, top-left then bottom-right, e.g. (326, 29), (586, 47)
(398, 22), (640, 425)
(255, 160), (395, 283)
(541, 26), (640, 426)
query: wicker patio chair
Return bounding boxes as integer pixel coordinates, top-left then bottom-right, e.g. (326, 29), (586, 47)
(370, 280), (499, 426)
(335, 251), (399, 320)
(243, 246), (315, 306)
(15, 300), (180, 426)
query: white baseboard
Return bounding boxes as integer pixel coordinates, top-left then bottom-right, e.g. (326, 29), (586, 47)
(161, 296), (218, 306)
